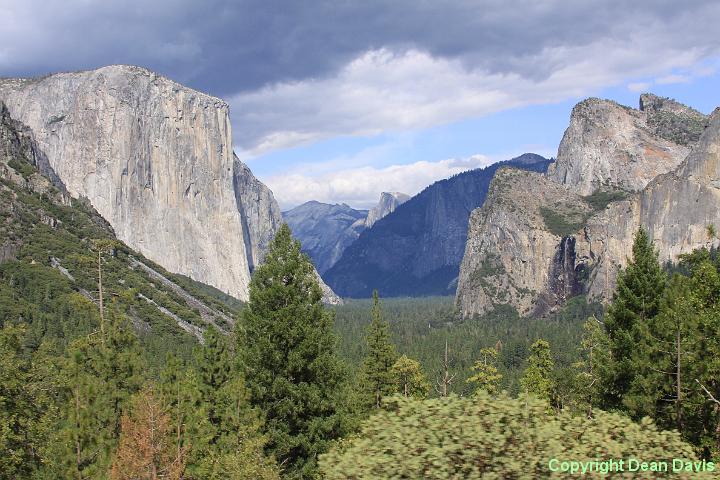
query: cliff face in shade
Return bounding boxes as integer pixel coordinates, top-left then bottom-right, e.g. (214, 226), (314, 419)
(325, 154), (552, 298)
(364, 192), (410, 228)
(457, 95), (716, 318)
(232, 154), (283, 272)
(0, 65), (341, 304)
(283, 201), (368, 274)
(546, 97), (692, 195)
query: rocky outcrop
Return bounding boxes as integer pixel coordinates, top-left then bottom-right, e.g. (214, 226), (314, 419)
(640, 93), (709, 146)
(365, 192), (410, 228)
(457, 95), (717, 318)
(456, 168), (592, 316)
(547, 97), (694, 195)
(325, 154), (552, 298)
(283, 201), (368, 274)
(0, 66), (341, 304)
(580, 108), (720, 301)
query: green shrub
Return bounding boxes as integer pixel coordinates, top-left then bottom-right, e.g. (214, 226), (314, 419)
(584, 189), (628, 211)
(320, 394), (713, 479)
(540, 207), (584, 237)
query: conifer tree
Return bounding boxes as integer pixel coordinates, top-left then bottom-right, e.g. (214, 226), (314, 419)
(520, 339), (554, 402)
(159, 354), (212, 479)
(630, 274), (700, 431)
(111, 386), (186, 480)
(466, 347), (503, 396)
(239, 224), (344, 478)
(359, 290), (398, 408)
(0, 324), (47, 478)
(572, 316), (610, 416)
(602, 227), (666, 409)
(193, 327), (278, 479)
(52, 308), (144, 478)
(391, 355), (430, 399)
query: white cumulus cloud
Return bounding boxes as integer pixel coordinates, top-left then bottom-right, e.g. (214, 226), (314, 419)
(267, 155), (495, 210)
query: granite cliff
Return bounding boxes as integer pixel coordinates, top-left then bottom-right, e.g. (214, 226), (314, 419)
(457, 95), (715, 317)
(364, 192), (410, 228)
(0, 65), (339, 303)
(546, 95), (694, 195)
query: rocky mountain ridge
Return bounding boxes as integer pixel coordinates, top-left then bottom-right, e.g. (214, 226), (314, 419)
(283, 201), (368, 274)
(325, 154), (553, 298)
(457, 94), (715, 317)
(546, 94), (693, 195)
(1, 98), (236, 342)
(283, 191), (409, 275)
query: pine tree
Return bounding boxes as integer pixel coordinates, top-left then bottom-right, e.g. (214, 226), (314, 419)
(466, 347), (503, 396)
(111, 386), (186, 480)
(359, 290), (398, 408)
(572, 316), (610, 416)
(391, 355), (430, 399)
(193, 327), (278, 479)
(239, 224), (345, 478)
(679, 256), (720, 456)
(0, 324), (47, 478)
(520, 339), (554, 402)
(631, 274), (700, 432)
(50, 307), (144, 478)
(602, 227), (666, 410)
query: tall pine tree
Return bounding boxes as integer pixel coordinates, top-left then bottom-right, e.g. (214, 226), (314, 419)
(239, 224), (345, 479)
(520, 339), (554, 403)
(602, 227), (666, 410)
(359, 290), (398, 409)
(391, 355), (430, 399)
(467, 347), (503, 396)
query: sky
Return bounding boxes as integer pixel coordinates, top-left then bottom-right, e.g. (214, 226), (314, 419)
(1, 0), (719, 209)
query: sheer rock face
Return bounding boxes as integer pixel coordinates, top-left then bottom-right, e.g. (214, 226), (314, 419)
(232, 155), (283, 273)
(581, 108), (720, 301)
(456, 168), (592, 316)
(547, 97), (692, 195)
(0, 66), (253, 300)
(365, 192), (410, 228)
(457, 95), (718, 318)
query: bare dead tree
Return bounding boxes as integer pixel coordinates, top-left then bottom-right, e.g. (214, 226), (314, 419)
(435, 340), (456, 397)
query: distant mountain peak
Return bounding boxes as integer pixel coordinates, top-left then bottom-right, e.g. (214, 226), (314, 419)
(365, 191), (410, 228)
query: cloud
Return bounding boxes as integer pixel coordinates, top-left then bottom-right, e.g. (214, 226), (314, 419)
(627, 82), (652, 92)
(655, 73), (692, 84)
(266, 155), (495, 209)
(231, 31), (719, 154)
(2, 0), (719, 100)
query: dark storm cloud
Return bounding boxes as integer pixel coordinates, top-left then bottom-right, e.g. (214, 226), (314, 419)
(2, 0), (719, 97)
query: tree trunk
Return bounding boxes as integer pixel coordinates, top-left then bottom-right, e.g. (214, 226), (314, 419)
(676, 326), (683, 432)
(98, 250), (105, 345)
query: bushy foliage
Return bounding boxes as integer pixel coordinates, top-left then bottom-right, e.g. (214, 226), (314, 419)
(320, 394), (713, 479)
